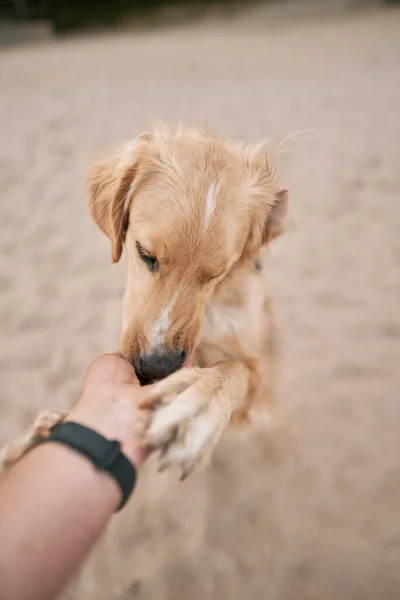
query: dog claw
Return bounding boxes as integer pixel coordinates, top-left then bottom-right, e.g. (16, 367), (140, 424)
(180, 460), (196, 481)
(180, 469), (189, 481)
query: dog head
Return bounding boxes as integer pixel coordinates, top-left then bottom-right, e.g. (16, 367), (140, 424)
(88, 123), (287, 383)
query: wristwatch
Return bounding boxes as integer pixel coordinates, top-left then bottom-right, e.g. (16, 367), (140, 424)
(42, 421), (137, 510)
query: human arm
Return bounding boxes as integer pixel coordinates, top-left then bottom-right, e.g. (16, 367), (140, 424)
(0, 353), (149, 600)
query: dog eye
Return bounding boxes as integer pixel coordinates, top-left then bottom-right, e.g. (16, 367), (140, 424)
(202, 271), (224, 284)
(136, 242), (158, 272)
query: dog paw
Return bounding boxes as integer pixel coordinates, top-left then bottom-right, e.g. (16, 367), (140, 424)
(0, 409), (68, 471)
(141, 368), (231, 479)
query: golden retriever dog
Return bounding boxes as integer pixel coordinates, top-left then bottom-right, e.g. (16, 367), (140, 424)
(0, 122), (288, 478)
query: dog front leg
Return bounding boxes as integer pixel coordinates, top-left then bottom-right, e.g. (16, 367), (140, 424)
(140, 362), (250, 478)
(0, 410), (68, 472)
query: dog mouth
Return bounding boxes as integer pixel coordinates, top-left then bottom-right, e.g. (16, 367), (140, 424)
(135, 353), (195, 387)
(136, 372), (155, 386)
(134, 361), (172, 387)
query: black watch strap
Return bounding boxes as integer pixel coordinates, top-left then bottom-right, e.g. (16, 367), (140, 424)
(42, 421), (136, 511)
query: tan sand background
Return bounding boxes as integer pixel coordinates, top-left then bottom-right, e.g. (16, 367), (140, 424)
(1, 1), (400, 598)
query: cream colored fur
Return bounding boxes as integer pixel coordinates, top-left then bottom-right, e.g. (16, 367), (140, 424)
(0, 122), (288, 478)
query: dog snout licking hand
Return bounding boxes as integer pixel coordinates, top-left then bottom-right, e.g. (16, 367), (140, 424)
(135, 349), (188, 385)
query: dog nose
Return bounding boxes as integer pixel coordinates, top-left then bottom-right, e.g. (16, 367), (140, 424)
(138, 349), (187, 382)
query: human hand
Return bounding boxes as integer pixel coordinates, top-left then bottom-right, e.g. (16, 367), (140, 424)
(67, 353), (150, 468)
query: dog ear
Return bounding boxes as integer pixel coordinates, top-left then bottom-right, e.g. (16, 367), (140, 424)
(88, 133), (151, 263)
(263, 187), (288, 244)
(243, 182), (289, 260)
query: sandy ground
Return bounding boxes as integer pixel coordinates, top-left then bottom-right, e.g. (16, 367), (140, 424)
(1, 2), (400, 599)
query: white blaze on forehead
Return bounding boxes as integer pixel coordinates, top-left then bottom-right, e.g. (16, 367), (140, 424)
(152, 290), (179, 348)
(204, 183), (217, 231)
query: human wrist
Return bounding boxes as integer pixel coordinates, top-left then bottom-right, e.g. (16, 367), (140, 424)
(32, 441), (122, 510)
(41, 422), (137, 510)
(67, 353), (151, 470)
(66, 409), (130, 461)
(67, 392), (149, 469)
